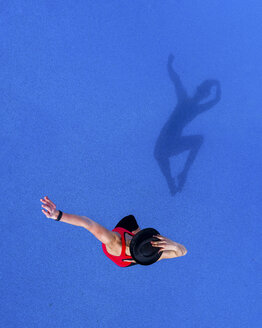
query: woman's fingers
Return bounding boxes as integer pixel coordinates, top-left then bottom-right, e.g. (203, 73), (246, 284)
(151, 241), (166, 246)
(45, 196), (55, 205)
(42, 205), (51, 212)
(41, 196), (53, 204)
(41, 196), (56, 219)
(153, 235), (164, 240)
(40, 198), (50, 205)
(42, 209), (50, 216)
(41, 197), (56, 209)
(45, 197), (55, 206)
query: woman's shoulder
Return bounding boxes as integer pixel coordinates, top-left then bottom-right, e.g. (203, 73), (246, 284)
(108, 227), (141, 252)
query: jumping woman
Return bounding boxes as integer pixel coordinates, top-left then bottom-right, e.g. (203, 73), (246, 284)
(40, 196), (187, 267)
(154, 54), (221, 195)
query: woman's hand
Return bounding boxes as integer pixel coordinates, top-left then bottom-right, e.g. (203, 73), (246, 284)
(151, 235), (181, 254)
(40, 196), (58, 220)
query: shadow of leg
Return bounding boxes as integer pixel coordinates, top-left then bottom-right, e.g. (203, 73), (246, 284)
(155, 156), (177, 196)
(175, 135), (204, 192)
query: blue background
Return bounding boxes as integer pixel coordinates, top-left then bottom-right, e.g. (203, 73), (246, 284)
(1, 1), (261, 327)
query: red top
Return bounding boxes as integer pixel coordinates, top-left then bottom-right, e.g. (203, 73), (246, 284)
(102, 227), (135, 267)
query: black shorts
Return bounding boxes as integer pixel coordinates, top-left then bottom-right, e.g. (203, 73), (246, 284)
(114, 215), (139, 232)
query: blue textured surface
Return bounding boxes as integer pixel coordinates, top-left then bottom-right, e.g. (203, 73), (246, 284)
(1, 1), (261, 327)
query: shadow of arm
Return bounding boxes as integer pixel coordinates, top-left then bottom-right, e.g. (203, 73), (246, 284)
(197, 80), (221, 114)
(167, 54), (187, 103)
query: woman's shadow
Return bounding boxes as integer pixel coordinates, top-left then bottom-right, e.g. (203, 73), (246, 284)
(154, 54), (222, 196)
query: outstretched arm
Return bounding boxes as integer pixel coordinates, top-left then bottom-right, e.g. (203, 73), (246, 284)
(167, 54), (187, 103)
(197, 80), (221, 114)
(40, 196), (117, 247)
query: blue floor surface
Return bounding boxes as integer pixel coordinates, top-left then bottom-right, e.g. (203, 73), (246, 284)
(1, 1), (261, 327)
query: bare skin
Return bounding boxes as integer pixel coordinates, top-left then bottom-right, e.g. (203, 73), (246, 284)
(40, 196), (187, 264)
(106, 229), (140, 256)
